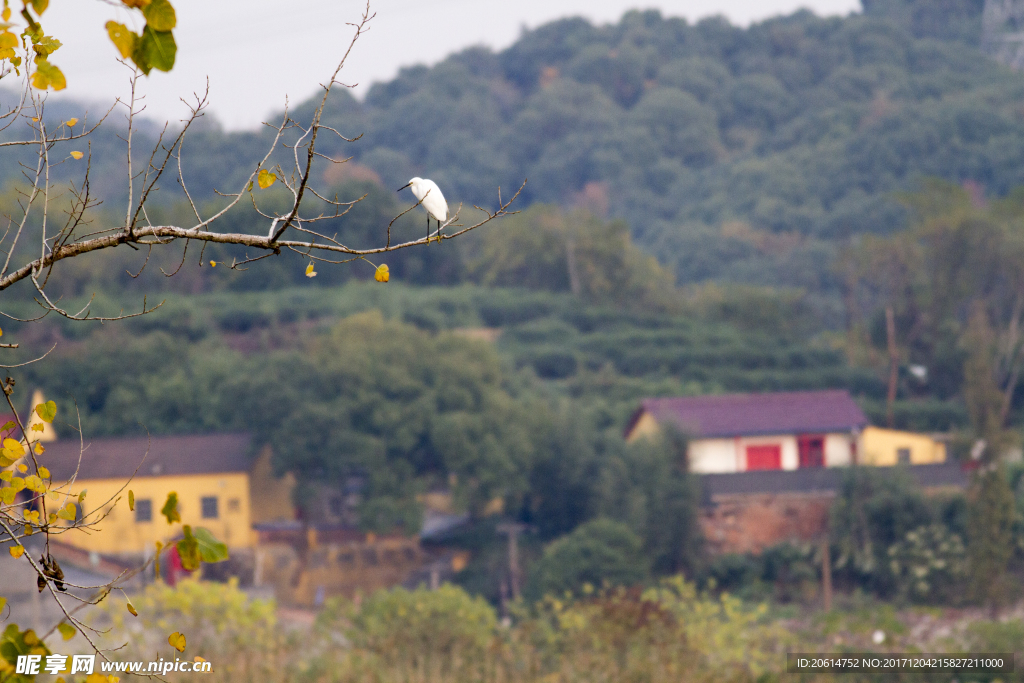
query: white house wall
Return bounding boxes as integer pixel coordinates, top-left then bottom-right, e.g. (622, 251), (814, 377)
(689, 432), (854, 473)
(824, 433), (853, 466)
(689, 438), (738, 473)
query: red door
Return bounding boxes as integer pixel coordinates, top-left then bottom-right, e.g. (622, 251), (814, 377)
(798, 435), (825, 468)
(746, 444), (781, 470)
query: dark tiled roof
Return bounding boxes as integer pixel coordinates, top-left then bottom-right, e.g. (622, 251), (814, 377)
(700, 462), (969, 499)
(39, 433), (253, 481)
(628, 390), (868, 439)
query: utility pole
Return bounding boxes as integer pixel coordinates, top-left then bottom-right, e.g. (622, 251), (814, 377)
(496, 522), (526, 600)
(885, 306), (898, 428)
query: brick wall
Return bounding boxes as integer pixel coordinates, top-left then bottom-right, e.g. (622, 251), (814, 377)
(701, 492), (833, 555)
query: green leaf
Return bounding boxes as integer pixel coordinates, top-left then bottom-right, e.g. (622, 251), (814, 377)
(142, 0), (176, 32)
(0, 597), (5, 614)
(29, 0), (48, 15)
(34, 400), (56, 423)
(105, 21), (137, 59)
(138, 25), (175, 73)
(176, 525), (200, 571)
(161, 491), (180, 524)
(57, 622), (75, 641)
(193, 527), (229, 564)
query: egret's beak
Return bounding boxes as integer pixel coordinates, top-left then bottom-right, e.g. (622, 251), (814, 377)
(397, 182), (412, 192)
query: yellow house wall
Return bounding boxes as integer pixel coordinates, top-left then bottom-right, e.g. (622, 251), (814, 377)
(57, 472), (253, 555)
(858, 426), (946, 466)
(625, 411), (661, 442)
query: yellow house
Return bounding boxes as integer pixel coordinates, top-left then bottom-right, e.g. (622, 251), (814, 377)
(857, 426), (946, 466)
(29, 433), (295, 556)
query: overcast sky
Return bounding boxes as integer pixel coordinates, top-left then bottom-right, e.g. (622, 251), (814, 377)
(43, 0), (860, 131)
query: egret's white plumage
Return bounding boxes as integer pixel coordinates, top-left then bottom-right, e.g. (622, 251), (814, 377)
(399, 177), (448, 242)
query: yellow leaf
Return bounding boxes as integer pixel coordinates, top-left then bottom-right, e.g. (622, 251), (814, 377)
(48, 513), (57, 524)
(305, 262), (317, 278)
(38, 465), (48, 478)
(374, 264), (390, 283)
(30, 423), (43, 432)
(109, 677), (120, 683)
(126, 601), (138, 617)
(35, 401), (56, 422)
(78, 489), (87, 502)
(105, 21), (137, 59)
(121, 0), (152, 8)
(16, 463), (26, 473)
(57, 503), (76, 521)
(10, 476), (25, 492)
(9, 545), (23, 558)
(57, 622), (75, 640)
(65, 117), (77, 126)
(34, 442), (44, 456)
(31, 58), (66, 91)
(168, 631), (186, 652)
(24, 524), (34, 535)
(257, 168), (276, 189)
(0, 31), (14, 49)
(0, 471), (10, 481)
(209, 260), (217, 267)
(128, 490), (134, 511)
(69, 151), (83, 160)
(3, 437), (25, 459)
(1, 8), (9, 21)
(85, 675), (108, 683)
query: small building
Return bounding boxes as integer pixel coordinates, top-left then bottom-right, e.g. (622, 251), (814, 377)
(16, 429), (427, 606)
(858, 425), (946, 465)
(625, 390), (868, 473)
(33, 433), (295, 556)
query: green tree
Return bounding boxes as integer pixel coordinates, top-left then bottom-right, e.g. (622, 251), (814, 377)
(968, 467), (1015, 611)
(464, 204), (675, 309)
(525, 518), (649, 599)
(596, 431), (704, 577)
(226, 311), (537, 528)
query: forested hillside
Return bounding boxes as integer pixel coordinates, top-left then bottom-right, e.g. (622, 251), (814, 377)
(3, 1), (1021, 299)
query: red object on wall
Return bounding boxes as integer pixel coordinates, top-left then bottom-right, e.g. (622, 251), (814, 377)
(746, 444), (781, 470)
(798, 435), (825, 468)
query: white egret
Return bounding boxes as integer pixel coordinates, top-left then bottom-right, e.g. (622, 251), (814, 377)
(398, 177), (448, 243)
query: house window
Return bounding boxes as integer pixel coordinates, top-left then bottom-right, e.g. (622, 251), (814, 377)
(201, 496), (219, 519)
(135, 499), (152, 523)
(897, 448), (911, 465)
(746, 444), (781, 470)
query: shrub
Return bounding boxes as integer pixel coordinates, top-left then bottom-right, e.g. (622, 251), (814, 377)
(525, 518), (649, 600)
